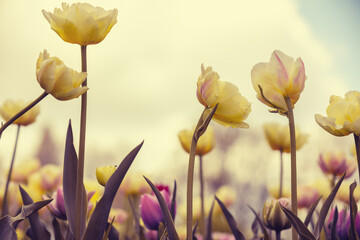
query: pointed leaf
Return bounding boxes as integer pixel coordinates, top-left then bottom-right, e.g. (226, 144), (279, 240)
(304, 196), (322, 227)
(215, 196), (245, 240)
(12, 199), (53, 228)
(192, 221), (198, 240)
(144, 176), (179, 240)
(83, 141), (144, 240)
(330, 207), (340, 240)
(205, 201), (215, 240)
(19, 186), (51, 240)
(63, 121), (79, 238)
(349, 181), (359, 240)
(248, 206), (270, 240)
(279, 203), (315, 240)
(170, 181), (177, 221)
(105, 222), (119, 240)
(314, 172), (345, 239)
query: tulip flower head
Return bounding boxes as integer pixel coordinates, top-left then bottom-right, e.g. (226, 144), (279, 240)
(197, 64), (251, 128)
(42, 3), (118, 45)
(297, 185), (319, 209)
(263, 122), (308, 153)
(315, 91), (360, 136)
(327, 208), (360, 239)
(251, 50), (306, 114)
(178, 126), (215, 155)
(140, 184), (174, 230)
(36, 50), (88, 100)
(0, 99), (40, 126)
(318, 151), (356, 179)
(262, 198), (291, 232)
(46, 186), (66, 220)
(96, 165), (117, 186)
(336, 182), (360, 204)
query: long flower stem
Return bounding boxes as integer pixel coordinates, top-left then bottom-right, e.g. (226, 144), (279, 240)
(0, 92), (48, 138)
(354, 134), (360, 182)
(285, 97), (297, 240)
(276, 231), (281, 240)
(75, 45), (87, 240)
(187, 108), (208, 240)
(199, 154), (205, 237)
(1, 125), (20, 217)
(279, 150), (283, 198)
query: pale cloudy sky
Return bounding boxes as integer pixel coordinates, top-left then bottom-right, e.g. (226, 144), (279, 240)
(0, 0), (359, 182)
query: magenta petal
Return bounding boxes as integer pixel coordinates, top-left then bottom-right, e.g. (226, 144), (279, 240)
(140, 194), (163, 230)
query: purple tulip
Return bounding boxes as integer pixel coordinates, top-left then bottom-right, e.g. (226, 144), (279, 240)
(47, 187), (66, 220)
(328, 208), (360, 239)
(140, 184), (174, 230)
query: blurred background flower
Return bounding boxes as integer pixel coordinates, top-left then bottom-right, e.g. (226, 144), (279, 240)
(0, 99), (40, 126)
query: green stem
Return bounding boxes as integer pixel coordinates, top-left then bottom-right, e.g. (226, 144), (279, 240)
(187, 108), (208, 240)
(1, 125), (20, 217)
(199, 154), (205, 237)
(0, 92), (48, 138)
(279, 150), (283, 198)
(276, 230), (281, 240)
(353, 134), (360, 182)
(75, 45), (87, 240)
(285, 97), (297, 240)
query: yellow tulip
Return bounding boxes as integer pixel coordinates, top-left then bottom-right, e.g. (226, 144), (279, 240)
(36, 50), (88, 100)
(119, 172), (151, 196)
(0, 100), (39, 126)
(336, 182), (360, 204)
(315, 91), (360, 136)
(96, 165), (117, 187)
(251, 50), (306, 114)
(197, 64), (251, 128)
(28, 164), (62, 193)
(267, 184), (290, 199)
(42, 3), (118, 45)
(263, 122), (308, 153)
(178, 126), (215, 155)
(10, 158), (41, 183)
(262, 198), (291, 231)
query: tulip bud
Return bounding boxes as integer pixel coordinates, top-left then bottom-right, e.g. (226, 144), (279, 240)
(96, 165), (117, 186)
(0, 99), (40, 126)
(178, 126), (215, 155)
(318, 151), (356, 178)
(36, 50), (88, 101)
(46, 187), (66, 220)
(327, 208), (360, 239)
(262, 198), (291, 232)
(140, 185), (174, 230)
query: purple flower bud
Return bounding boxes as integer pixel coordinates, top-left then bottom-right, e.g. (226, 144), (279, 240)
(140, 185), (174, 230)
(328, 208), (360, 239)
(47, 187), (66, 220)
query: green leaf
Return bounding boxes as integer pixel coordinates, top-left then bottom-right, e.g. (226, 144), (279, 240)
(248, 205), (270, 240)
(19, 185), (51, 240)
(314, 172), (345, 239)
(279, 204), (316, 240)
(83, 141), (143, 240)
(128, 196), (146, 240)
(330, 207), (340, 240)
(170, 181), (177, 221)
(205, 201), (215, 240)
(143, 176), (179, 240)
(215, 196), (245, 240)
(349, 181), (359, 240)
(304, 196), (322, 227)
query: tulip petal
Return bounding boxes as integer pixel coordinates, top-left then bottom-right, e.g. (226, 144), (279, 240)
(315, 114), (350, 136)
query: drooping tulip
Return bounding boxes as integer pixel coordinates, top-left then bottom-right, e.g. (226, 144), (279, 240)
(197, 64), (251, 128)
(0, 100), (40, 126)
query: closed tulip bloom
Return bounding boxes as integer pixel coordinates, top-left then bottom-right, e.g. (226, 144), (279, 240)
(318, 151), (356, 178)
(297, 185), (319, 209)
(11, 158), (41, 183)
(327, 208), (360, 239)
(46, 187), (66, 220)
(36, 50), (88, 100)
(315, 91), (360, 136)
(252, 50), (306, 114)
(263, 122), (308, 153)
(96, 165), (117, 186)
(263, 198), (291, 232)
(42, 3), (118, 45)
(0, 100), (40, 126)
(140, 185), (173, 230)
(197, 64), (251, 128)
(178, 126), (215, 155)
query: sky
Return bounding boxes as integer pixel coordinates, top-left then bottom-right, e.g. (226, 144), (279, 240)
(0, 0), (359, 186)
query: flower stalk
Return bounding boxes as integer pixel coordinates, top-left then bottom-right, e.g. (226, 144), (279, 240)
(0, 92), (48, 138)
(75, 45), (87, 240)
(285, 97), (297, 240)
(354, 134), (360, 182)
(1, 125), (20, 217)
(199, 154), (205, 236)
(279, 150), (283, 198)
(186, 105), (217, 240)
